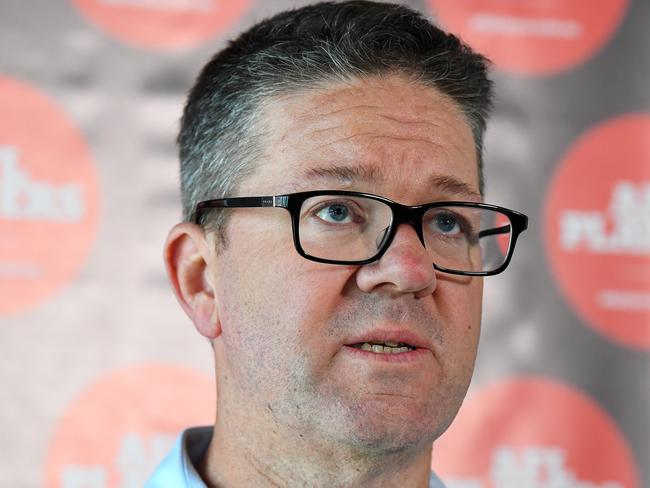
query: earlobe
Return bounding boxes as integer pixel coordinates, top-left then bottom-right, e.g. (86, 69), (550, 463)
(164, 223), (222, 339)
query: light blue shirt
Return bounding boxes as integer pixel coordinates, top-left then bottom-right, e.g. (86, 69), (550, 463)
(145, 426), (447, 487)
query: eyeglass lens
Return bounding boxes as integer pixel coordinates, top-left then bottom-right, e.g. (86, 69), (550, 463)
(297, 194), (512, 272)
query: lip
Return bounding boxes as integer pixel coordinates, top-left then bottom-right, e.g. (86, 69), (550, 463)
(341, 344), (431, 363)
(344, 328), (431, 351)
(342, 327), (433, 364)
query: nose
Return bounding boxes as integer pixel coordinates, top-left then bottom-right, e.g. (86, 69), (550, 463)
(356, 223), (437, 298)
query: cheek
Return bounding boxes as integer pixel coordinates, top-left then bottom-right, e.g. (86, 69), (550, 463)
(280, 266), (359, 347)
(215, 239), (354, 357)
(438, 277), (483, 354)
(433, 279), (483, 424)
(455, 275), (482, 319)
(467, 279), (483, 336)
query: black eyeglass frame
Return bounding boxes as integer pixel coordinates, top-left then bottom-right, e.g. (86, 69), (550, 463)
(193, 190), (528, 276)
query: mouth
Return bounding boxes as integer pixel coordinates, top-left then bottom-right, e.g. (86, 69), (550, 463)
(342, 329), (431, 363)
(349, 341), (416, 354)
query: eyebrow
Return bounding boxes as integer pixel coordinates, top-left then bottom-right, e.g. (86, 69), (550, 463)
(291, 164), (482, 201)
(428, 174), (482, 201)
(298, 165), (384, 186)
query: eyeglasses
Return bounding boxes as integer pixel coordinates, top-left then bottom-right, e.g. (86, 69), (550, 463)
(193, 190), (528, 276)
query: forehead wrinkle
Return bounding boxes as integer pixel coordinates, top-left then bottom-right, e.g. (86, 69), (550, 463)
(309, 124), (348, 137)
(283, 164), (386, 193)
(314, 134), (449, 157)
(301, 81), (466, 129)
(305, 117), (454, 153)
(377, 113), (445, 128)
(295, 110), (468, 155)
(301, 108), (451, 135)
(273, 86), (472, 154)
(307, 104), (383, 119)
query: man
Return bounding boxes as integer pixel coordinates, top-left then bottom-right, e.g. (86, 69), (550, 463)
(147, 1), (527, 486)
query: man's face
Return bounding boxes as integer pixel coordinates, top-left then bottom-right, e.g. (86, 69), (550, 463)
(209, 75), (483, 453)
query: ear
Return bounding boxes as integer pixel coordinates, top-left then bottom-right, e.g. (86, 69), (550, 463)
(164, 222), (222, 339)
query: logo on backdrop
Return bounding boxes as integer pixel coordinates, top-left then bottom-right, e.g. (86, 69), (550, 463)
(44, 364), (214, 487)
(71, 0), (252, 51)
(432, 377), (639, 488)
(0, 76), (99, 317)
(544, 114), (650, 350)
(426, 0), (628, 75)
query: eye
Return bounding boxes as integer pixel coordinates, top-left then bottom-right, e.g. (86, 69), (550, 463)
(315, 203), (354, 224)
(434, 213), (461, 235)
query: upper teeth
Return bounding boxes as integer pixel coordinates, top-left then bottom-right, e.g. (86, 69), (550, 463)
(358, 342), (413, 354)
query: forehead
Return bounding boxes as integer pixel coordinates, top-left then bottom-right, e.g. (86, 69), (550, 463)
(244, 75), (480, 202)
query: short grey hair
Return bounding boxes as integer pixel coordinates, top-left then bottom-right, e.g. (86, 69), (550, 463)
(178, 1), (493, 241)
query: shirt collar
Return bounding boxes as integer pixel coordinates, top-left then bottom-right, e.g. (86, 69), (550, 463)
(146, 426), (446, 487)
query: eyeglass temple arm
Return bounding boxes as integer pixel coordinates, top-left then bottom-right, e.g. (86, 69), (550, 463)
(478, 224), (511, 239)
(206, 196), (289, 208)
(193, 196), (290, 223)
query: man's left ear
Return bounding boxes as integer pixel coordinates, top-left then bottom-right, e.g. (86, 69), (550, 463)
(163, 222), (222, 339)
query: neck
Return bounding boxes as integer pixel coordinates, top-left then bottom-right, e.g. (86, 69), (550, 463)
(199, 410), (434, 488)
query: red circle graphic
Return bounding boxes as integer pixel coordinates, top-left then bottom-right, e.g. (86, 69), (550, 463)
(44, 364), (214, 487)
(427, 0), (629, 75)
(0, 76), (100, 317)
(544, 114), (650, 350)
(71, 0), (252, 51)
(432, 377), (639, 487)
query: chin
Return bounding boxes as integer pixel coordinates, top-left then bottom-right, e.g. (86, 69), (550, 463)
(344, 423), (437, 456)
(336, 397), (446, 454)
